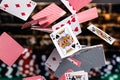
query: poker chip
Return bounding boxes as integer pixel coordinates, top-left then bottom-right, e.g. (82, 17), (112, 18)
(18, 48), (40, 77)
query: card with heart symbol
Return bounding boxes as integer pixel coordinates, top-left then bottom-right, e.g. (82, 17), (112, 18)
(52, 14), (81, 36)
(50, 24), (81, 58)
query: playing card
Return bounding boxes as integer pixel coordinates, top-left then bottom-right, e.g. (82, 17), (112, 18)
(87, 24), (116, 45)
(0, 32), (24, 66)
(32, 3), (66, 28)
(59, 69), (73, 80)
(60, 0), (92, 14)
(45, 48), (61, 71)
(23, 75), (45, 80)
(31, 26), (53, 33)
(50, 24), (81, 58)
(0, 0), (37, 21)
(77, 7), (98, 23)
(54, 44), (106, 77)
(52, 14), (81, 36)
(22, 16), (47, 29)
(65, 71), (88, 80)
(67, 57), (82, 67)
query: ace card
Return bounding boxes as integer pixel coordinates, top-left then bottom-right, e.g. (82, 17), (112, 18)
(45, 48), (61, 71)
(50, 24), (81, 58)
(87, 24), (116, 45)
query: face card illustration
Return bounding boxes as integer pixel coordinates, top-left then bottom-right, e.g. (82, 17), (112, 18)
(52, 14), (81, 36)
(60, 0), (92, 14)
(23, 75), (45, 80)
(32, 3), (66, 28)
(50, 24), (81, 58)
(65, 71), (88, 80)
(0, 32), (24, 66)
(0, 0), (37, 21)
(54, 44), (106, 77)
(77, 7), (98, 23)
(45, 48), (62, 71)
(87, 24), (116, 45)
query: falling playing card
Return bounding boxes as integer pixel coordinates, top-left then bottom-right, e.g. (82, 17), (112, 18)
(77, 7), (98, 23)
(59, 69), (73, 80)
(45, 48), (61, 71)
(32, 3), (66, 28)
(31, 26), (53, 33)
(87, 24), (116, 45)
(23, 75), (45, 80)
(50, 24), (81, 58)
(0, 0), (37, 21)
(52, 14), (81, 36)
(60, 0), (92, 14)
(0, 32), (24, 66)
(65, 71), (88, 80)
(54, 44), (106, 77)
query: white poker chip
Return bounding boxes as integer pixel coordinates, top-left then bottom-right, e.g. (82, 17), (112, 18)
(1, 63), (6, 67)
(32, 55), (36, 60)
(12, 64), (17, 68)
(18, 67), (23, 71)
(41, 55), (46, 61)
(107, 65), (113, 70)
(116, 56), (120, 62)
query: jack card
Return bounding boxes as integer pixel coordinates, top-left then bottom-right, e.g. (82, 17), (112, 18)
(87, 24), (116, 45)
(50, 24), (81, 58)
(65, 71), (88, 80)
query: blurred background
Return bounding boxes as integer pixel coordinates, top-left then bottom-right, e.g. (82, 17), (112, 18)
(0, 0), (120, 80)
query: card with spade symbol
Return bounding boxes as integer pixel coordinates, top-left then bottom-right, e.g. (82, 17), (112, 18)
(50, 24), (81, 58)
(52, 14), (81, 36)
(65, 71), (88, 80)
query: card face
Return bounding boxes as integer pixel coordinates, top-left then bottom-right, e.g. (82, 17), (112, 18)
(59, 69), (73, 80)
(32, 3), (66, 27)
(60, 0), (92, 14)
(77, 7), (98, 23)
(0, 0), (37, 21)
(45, 48), (61, 71)
(87, 24), (116, 45)
(23, 75), (45, 80)
(0, 32), (24, 66)
(52, 14), (81, 36)
(50, 24), (81, 58)
(65, 71), (88, 80)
